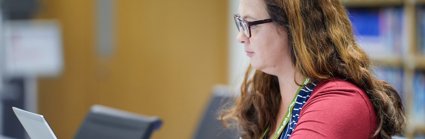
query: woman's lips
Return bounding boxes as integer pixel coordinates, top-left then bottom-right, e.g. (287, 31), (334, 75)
(245, 51), (254, 57)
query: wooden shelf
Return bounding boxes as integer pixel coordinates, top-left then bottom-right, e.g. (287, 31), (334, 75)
(415, 55), (425, 69)
(368, 55), (425, 69)
(417, 0), (425, 5)
(407, 125), (425, 137)
(414, 125), (425, 134)
(342, 0), (403, 7)
(370, 56), (403, 67)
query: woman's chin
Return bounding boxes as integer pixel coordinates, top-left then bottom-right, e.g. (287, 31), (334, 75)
(250, 63), (264, 72)
(249, 62), (260, 70)
(251, 64), (276, 75)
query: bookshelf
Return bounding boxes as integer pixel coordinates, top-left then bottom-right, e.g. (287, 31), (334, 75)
(343, 0), (425, 138)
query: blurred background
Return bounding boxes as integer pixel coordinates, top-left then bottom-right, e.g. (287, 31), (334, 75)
(0, 0), (235, 138)
(0, 0), (424, 139)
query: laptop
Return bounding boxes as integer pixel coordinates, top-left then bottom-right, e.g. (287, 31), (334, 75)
(12, 107), (57, 139)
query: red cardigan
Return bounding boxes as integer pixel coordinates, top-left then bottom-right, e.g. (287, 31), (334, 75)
(290, 79), (379, 139)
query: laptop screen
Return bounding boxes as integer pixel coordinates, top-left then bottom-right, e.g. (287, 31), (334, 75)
(12, 107), (57, 139)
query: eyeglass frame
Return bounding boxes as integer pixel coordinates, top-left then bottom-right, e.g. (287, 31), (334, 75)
(233, 14), (273, 38)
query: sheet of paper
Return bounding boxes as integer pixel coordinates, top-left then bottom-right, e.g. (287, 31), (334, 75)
(4, 20), (63, 77)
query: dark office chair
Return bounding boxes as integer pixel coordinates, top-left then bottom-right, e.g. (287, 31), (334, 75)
(74, 105), (162, 139)
(193, 85), (239, 139)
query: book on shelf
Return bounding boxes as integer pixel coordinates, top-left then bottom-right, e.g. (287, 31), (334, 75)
(418, 6), (425, 55)
(347, 7), (404, 58)
(373, 67), (404, 102)
(413, 72), (425, 125)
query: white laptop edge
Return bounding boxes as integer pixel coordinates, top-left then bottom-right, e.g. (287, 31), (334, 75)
(12, 107), (57, 139)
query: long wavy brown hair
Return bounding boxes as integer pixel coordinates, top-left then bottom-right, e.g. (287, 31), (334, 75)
(220, 0), (406, 139)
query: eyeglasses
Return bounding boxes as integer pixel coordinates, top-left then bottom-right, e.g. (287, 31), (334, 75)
(233, 14), (273, 38)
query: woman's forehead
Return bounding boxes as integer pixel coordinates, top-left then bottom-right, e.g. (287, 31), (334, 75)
(238, 0), (269, 19)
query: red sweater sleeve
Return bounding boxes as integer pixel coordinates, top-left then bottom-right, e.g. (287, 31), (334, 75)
(290, 79), (378, 139)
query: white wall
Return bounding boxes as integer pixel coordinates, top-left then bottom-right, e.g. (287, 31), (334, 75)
(228, 0), (250, 91)
(0, 5), (4, 92)
(0, 6), (4, 135)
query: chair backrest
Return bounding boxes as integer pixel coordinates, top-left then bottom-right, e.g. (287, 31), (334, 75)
(74, 105), (162, 139)
(193, 85), (239, 139)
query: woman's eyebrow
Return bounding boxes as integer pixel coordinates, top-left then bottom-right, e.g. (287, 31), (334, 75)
(236, 13), (257, 20)
(242, 15), (257, 20)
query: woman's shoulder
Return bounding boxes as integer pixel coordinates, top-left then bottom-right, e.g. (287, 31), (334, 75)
(308, 78), (374, 115)
(308, 78), (373, 108)
(313, 78), (364, 94)
(293, 78), (378, 138)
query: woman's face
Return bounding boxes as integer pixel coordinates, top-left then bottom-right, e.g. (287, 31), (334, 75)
(237, 0), (292, 75)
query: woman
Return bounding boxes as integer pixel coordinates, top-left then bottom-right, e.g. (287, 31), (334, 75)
(221, 0), (405, 139)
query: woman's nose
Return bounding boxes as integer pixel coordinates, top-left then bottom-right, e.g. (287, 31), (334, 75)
(236, 31), (248, 44)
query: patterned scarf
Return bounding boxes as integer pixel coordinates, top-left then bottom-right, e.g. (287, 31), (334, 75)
(279, 82), (317, 139)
